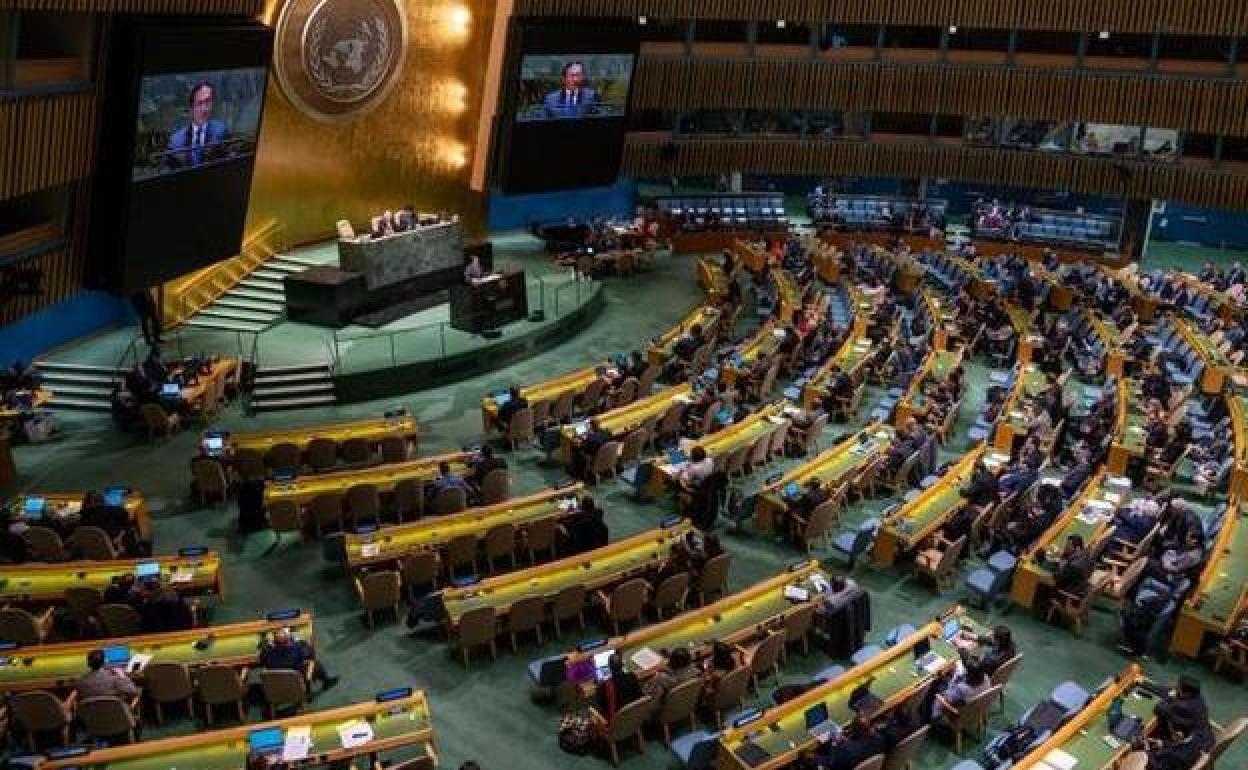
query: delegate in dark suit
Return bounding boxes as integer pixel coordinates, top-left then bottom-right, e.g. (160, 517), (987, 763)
(542, 87), (600, 119)
(166, 119), (227, 168)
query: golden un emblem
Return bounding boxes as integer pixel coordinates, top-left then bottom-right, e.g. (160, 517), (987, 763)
(273, 0), (407, 122)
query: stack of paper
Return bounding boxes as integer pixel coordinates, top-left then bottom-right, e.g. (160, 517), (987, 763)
(360, 544), (381, 559)
(630, 648), (663, 671)
(336, 719), (374, 749)
(1043, 749), (1078, 770)
(283, 726), (312, 761)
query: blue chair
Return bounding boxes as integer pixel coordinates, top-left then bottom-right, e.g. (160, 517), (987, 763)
(1051, 681), (1090, 715)
(883, 624), (917, 646)
(830, 518), (880, 569)
(950, 761), (985, 770)
(964, 553), (1017, 609)
(851, 644), (882, 665)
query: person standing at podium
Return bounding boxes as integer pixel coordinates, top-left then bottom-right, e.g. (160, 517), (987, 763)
(464, 254), (484, 283)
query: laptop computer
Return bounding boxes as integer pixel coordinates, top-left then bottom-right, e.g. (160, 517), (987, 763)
(103, 487), (126, 507)
(248, 726), (285, 756)
(160, 383), (181, 398)
(668, 449), (688, 466)
(592, 649), (615, 682)
(201, 435), (225, 456)
(134, 561), (161, 579)
(102, 645), (130, 668)
(805, 701), (840, 741)
(942, 617), (961, 641)
(784, 482), (801, 500)
(493, 392), (511, 408)
(22, 497), (45, 519)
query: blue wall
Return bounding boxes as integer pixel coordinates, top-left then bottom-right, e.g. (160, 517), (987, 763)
(0, 291), (134, 364)
(487, 179), (638, 231)
(1151, 203), (1248, 250)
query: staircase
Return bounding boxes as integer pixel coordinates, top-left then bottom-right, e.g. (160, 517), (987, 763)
(34, 361), (125, 412)
(250, 362), (337, 413)
(183, 253), (325, 333)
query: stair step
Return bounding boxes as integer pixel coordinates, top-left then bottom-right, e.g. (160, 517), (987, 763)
(255, 362), (332, 377)
(275, 254), (329, 268)
(253, 382), (335, 398)
(239, 277), (285, 294)
(197, 307), (276, 324)
(251, 269), (289, 283)
(35, 361), (126, 376)
(46, 383), (113, 398)
(46, 396), (112, 411)
(230, 286), (287, 303)
(264, 260), (307, 273)
(253, 373), (332, 388)
(252, 394), (338, 411)
(183, 318), (269, 333)
(37, 371), (123, 385)
(216, 295), (285, 314)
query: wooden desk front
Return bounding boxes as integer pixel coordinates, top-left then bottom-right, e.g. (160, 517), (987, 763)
(264, 451), (473, 509)
(39, 690), (436, 770)
(344, 485), (584, 569)
(226, 415), (419, 455)
(1171, 500), (1247, 658)
(0, 552), (223, 605)
(0, 612), (314, 693)
(441, 521), (693, 628)
(8, 490), (151, 544)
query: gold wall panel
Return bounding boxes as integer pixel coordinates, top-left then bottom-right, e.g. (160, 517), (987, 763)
(245, 0), (497, 248)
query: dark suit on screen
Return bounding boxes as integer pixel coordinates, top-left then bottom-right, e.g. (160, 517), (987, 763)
(542, 87), (600, 119)
(166, 120), (227, 168)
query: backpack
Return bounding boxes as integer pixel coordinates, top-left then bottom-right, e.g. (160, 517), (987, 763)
(558, 713), (594, 755)
(994, 724), (1037, 762)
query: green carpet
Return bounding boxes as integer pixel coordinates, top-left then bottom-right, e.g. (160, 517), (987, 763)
(7, 235), (1247, 770)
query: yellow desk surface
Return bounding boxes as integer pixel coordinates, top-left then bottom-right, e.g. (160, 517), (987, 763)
(919, 288), (957, 351)
(441, 521), (694, 627)
(481, 368), (601, 431)
(754, 424), (895, 533)
(993, 364), (1048, 451)
(1231, 394), (1248, 498)
(1086, 311), (1128, 377)
(1172, 499), (1247, 657)
(772, 268), (800, 324)
(0, 612), (314, 693)
(801, 332), (875, 409)
(38, 691), (436, 770)
(1007, 303), (1044, 364)
(698, 257), (730, 296)
(716, 609), (978, 770)
(226, 415), (419, 455)
(1012, 664), (1150, 770)
(894, 347), (963, 428)
(175, 359), (237, 408)
(873, 445), (984, 566)
(1175, 317), (1231, 395)
(1010, 470), (1132, 609)
(734, 240), (772, 274)
(648, 305), (721, 366)
(264, 451), (473, 508)
(0, 388), (51, 421)
(1108, 379), (1146, 475)
(560, 384), (692, 465)
(7, 490), (151, 544)
(567, 562), (828, 677)
(728, 320), (781, 375)
(648, 402), (789, 496)
(344, 485), (585, 569)
(0, 552), (223, 604)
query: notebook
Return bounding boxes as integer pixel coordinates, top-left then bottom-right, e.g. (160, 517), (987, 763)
(134, 561), (161, 579)
(102, 645), (130, 667)
(248, 727), (285, 755)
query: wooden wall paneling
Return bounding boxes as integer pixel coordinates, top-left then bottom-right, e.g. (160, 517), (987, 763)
(631, 57), (1248, 136)
(621, 136), (1248, 211)
(0, 0), (259, 14)
(0, 91), (97, 200)
(516, 0), (1248, 36)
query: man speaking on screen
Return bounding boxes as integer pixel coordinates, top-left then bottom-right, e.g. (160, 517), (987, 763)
(166, 81), (227, 169)
(542, 61), (600, 119)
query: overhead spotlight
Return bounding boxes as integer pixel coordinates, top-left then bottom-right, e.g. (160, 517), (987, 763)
(1098, 30), (1111, 40)
(776, 19), (787, 29)
(948, 26), (958, 35)
(638, 15), (647, 25)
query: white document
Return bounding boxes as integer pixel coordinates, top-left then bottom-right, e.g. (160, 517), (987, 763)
(630, 647), (663, 671)
(337, 719), (374, 749)
(169, 570), (194, 584)
(283, 726), (312, 761)
(921, 654), (947, 675)
(784, 585), (810, 602)
(360, 544), (380, 559)
(1044, 748), (1079, 770)
(127, 653), (153, 673)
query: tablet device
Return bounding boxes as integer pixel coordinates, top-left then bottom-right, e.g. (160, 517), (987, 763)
(248, 727), (285, 755)
(102, 645), (130, 667)
(103, 487), (126, 507)
(942, 617), (961, 641)
(134, 561), (161, 579)
(784, 482), (801, 500)
(160, 383), (181, 398)
(202, 435), (225, 455)
(912, 638), (932, 660)
(22, 497), (45, 518)
(804, 701), (829, 730)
